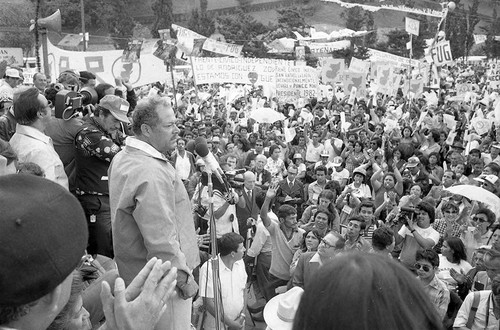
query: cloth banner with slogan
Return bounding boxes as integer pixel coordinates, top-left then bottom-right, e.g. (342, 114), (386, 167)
(349, 57), (370, 74)
(299, 40), (351, 57)
(202, 38), (243, 57)
(321, 58), (345, 84)
(43, 39), (169, 87)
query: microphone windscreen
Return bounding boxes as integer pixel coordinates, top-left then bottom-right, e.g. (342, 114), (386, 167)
(194, 137), (210, 157)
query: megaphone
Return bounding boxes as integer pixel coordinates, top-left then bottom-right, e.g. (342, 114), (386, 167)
(30, 9), (61, 33)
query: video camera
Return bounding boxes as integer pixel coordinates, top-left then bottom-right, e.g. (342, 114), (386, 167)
(54, 86), (98, 120)
(396, 206), (416, 226)
(200, 169), (245, 195)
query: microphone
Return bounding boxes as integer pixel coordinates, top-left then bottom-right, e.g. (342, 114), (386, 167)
(194, 137), (225, 184)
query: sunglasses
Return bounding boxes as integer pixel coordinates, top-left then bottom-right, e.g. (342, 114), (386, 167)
(444, 210), (458, 214)
(414, 263), (432, 272)
(473, 216), (489, 223)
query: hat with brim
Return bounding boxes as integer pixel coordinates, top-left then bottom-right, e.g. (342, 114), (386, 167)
(99, 95), (130, 123)
(451, 141), (465, 150)
(293, 153), (303, 159)
(332, 156), (343, 167)
(475, 174), (499, 186)
(352, 166), (366, 177)
(264, 286), (304, 330)
(5, 68), (20, 79)
(406, 156), (420, 168)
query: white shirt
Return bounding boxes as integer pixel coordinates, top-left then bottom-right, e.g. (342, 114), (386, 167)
(10, 124), (68, 190)
(199, 257), (247, 330)
(323, 138), (343, 162)
(437, 255), (473, 290)
(174, 151), (191, 180)
(454, 291), (499, 330)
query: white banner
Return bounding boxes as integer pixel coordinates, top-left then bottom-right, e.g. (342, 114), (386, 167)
(0, 48), (23, 67)
(368, 48), (420, 67)
(405, 17), (420, 36)
(202, 38), (243, 57)
(171, 24), (205, 40)
(321, 0), (443, 17)
(431, 41), (453, 66)
(375, 63), (393, 94)
(299, 40), (350, 56)
(44, 40), (168, 86)
(275, 65), (319, 102)
(343, 70), (366, 99)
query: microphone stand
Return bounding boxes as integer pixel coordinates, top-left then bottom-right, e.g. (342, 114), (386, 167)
(206, 173), (225, 330)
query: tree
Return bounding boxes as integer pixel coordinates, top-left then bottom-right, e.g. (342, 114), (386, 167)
(0, 0), (35, 55)
(237, 0), (253, 12)
(277, 7), (307, 29)
(187, 0), (215, 38)
(481, 7), (500, 58)
(216, 9), (270, 57)
(376, 29), (426, 58)
(444, 0), (480, 59)
(150, 0), (173, 38)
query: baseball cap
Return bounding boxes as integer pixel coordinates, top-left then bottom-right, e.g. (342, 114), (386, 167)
(406, 156), (420, 168)
(474, 174), (499, 186)
(320, 150), (329, 158)
(332, 156), (343, 167)
(293, 153), (303, 159)
(0, 175), (88, 305)
(5, 68), (21, 79)
(353, 166), (366, 177)
(99, 95), (130, 123)
(211, 136), (220, 143)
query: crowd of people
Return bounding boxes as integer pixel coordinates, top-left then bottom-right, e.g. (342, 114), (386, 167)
(1, 57), (500, 330)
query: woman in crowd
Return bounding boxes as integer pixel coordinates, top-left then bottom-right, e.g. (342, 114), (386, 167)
(399, 126), (418, 160)
(289, 229), (323, 276)
(300, 190), (339, 229)
(265, 144), (286, 180)
(293, 253), (443, 330)
(341, 140), (367, 175)
(300, 205), (336, 236)
(438, 237), (473, 290)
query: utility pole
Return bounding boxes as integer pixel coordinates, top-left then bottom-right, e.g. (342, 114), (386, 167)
(80, 0), (86, 51)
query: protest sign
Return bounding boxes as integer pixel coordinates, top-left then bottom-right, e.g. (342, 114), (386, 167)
(375, 63), (393, 94)
(321, 58), (345, 83)
(0, 48), (23, 67)
(405, 17), (420, 36)
(349, 57), (370, 74)
(343, 70), (366, 99)
(431, 41), (453, 66)
(471, 117), (492, 136)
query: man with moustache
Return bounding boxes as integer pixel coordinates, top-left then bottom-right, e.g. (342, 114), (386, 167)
(109, 95), (200, 330)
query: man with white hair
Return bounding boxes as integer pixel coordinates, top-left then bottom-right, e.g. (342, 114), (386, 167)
(236, 171), (262, 239)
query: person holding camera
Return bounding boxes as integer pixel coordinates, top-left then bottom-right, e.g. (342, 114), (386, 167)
(392, 201), (440, 270)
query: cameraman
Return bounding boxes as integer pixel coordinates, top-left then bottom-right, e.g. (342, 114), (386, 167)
(391, 201), (440, 271)
(45, 70), (86, 192)
(75, 95), (130, 258)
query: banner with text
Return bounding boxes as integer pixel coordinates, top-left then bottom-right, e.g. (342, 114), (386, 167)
(299, 40), (351, 57)
(44, 40), (168, 86)
(431, 41), (453, 67)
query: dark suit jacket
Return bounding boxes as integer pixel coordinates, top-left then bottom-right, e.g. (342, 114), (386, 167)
(275, 178), (304, 209)
(293, 251), (320, 288)
(236, 186), (262, 238)
(252, 168), (272, 190)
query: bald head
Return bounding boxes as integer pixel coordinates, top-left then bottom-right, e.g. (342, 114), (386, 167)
(244, 171), (255, 190)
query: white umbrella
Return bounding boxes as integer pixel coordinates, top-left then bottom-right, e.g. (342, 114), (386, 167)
(444, 185), (500, 214)
(249, 108), (285, 124)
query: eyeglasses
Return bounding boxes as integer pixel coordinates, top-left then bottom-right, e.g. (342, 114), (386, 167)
(321, 239), (334, 248)
(444, 210), (458, 214)
(414, 263), (432, 272)
(473, 216), (489, 223)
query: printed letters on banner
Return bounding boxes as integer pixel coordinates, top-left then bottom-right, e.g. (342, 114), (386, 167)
(431, 41), (453, 66)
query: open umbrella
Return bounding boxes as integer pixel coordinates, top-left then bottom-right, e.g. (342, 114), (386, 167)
(444, 185), (500, 214)
(249, 108), (285, 124)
